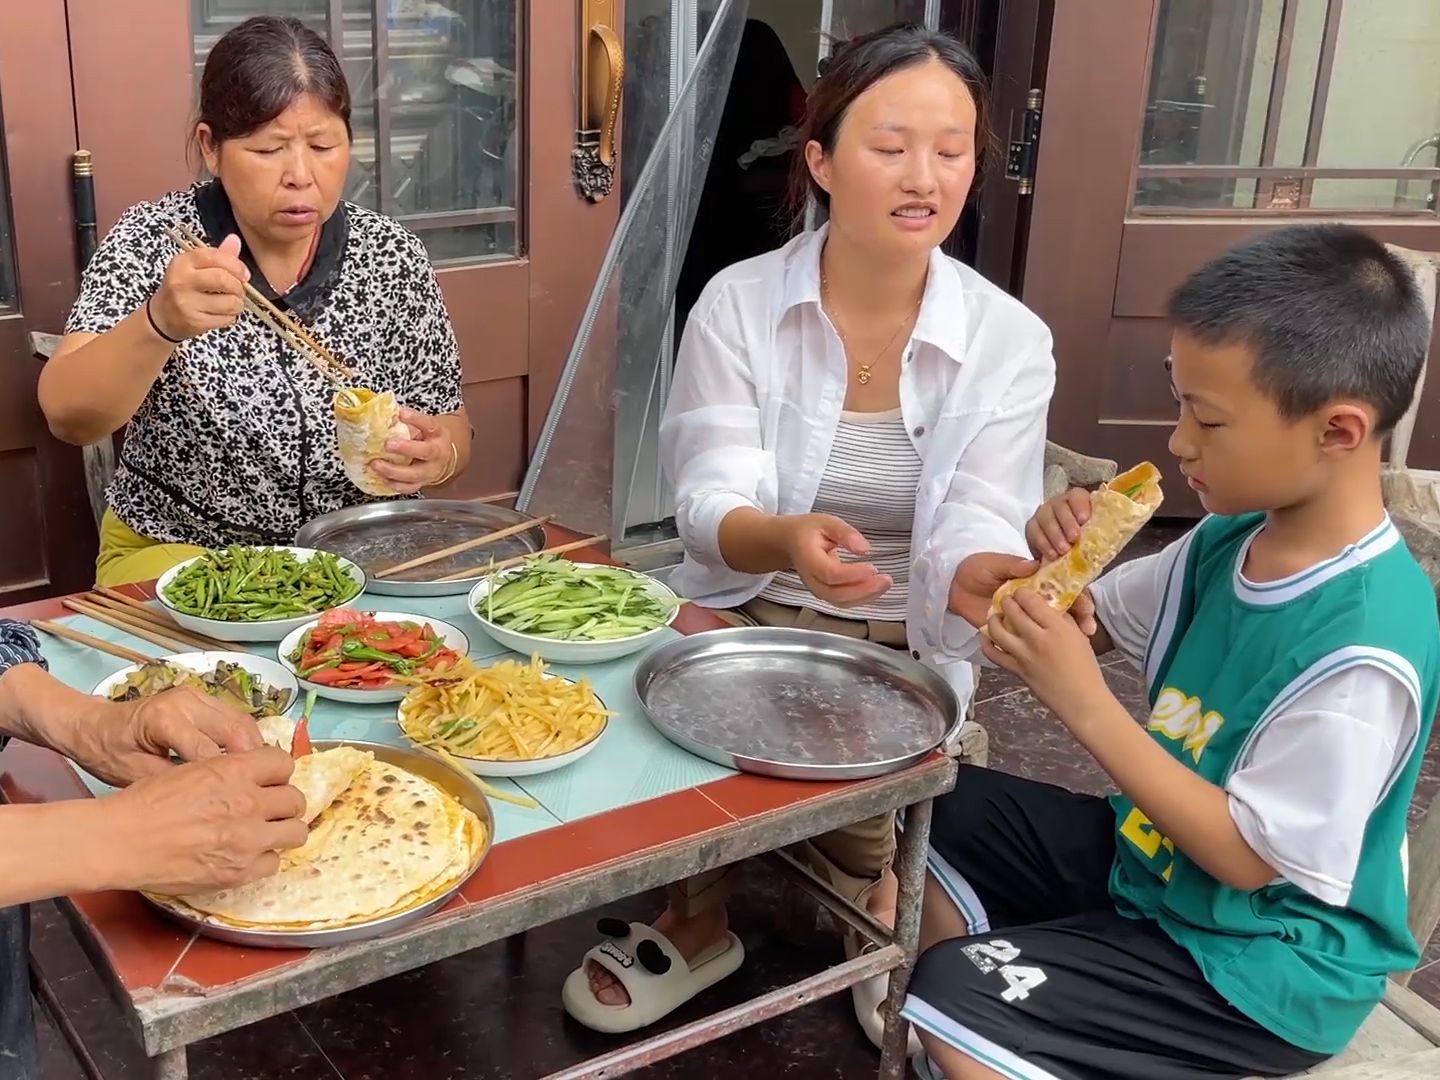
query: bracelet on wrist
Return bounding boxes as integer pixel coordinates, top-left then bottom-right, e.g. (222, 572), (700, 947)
(145, 297), (183, 345)
(431, 442), (459, 487)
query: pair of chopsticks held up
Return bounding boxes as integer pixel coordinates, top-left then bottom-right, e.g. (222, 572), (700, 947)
(166, 224), (362, 407)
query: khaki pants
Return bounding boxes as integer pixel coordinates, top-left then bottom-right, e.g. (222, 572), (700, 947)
(716, 595), (909, 650)
(678, 596), (906, 915)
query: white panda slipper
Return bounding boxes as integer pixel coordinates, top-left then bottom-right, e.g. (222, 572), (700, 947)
(561, 918), (745, 1034)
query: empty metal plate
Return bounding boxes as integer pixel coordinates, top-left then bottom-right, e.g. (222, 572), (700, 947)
(633, 627), (960, 781)
(295, 501), (546, 596)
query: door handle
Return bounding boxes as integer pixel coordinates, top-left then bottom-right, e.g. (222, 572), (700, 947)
(573, 0), (625, 202)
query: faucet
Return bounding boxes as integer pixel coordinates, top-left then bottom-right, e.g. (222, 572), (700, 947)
(1396, 133), (1440, 209)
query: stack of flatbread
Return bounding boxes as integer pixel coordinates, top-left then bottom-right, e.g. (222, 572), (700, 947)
(147, 746), (486, 932)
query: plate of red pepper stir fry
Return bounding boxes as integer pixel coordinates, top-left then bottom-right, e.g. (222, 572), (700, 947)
(279, 609), (470, 703)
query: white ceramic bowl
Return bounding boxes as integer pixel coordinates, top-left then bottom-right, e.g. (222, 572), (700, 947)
(277, 611), (471, 705)
(397, 679), (608, 777)
(466, 562), (679, 665)
(156, 547), (367, 643)
(92, 650), (301, 716)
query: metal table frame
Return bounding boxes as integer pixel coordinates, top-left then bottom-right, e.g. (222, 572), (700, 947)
(53, 757), (956, 1079)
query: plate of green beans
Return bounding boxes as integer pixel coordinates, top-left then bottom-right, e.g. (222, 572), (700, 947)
(157, 546), (367, 643)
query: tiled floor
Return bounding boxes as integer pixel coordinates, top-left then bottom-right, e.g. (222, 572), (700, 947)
(24, 521), (1440, 1077)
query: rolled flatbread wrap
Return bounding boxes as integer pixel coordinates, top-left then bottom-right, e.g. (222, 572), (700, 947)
(987, 462), (1164, 630)
(334, 388), (410, 496)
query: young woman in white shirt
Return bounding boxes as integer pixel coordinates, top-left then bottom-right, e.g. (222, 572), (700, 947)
(563, 24), (1056, 1042)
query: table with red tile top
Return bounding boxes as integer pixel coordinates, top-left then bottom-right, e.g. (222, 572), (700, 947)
(0, 535), (957, 1080)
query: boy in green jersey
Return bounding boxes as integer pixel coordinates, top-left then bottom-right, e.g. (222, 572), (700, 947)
(906, 224), (1439, 1080)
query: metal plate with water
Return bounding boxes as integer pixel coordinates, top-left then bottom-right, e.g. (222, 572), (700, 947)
(294, 501), (546, 596)
(633, 628), (960, 781)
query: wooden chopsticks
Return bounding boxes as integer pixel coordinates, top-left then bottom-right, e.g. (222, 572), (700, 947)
(60, 597), (221, 656)
(436, 534), (609, 583)
(88, 586), (230, 649)
(375, 515), (552, 580)
(33, 620), (155, 665)
(167, 223), (356, 387)
(41, 585), (233, 661)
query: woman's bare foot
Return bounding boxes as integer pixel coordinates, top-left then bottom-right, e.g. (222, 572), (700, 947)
(585, 903), (730, 1007)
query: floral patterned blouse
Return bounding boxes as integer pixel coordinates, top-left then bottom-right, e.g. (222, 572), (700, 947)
(65, 181), (463, 547)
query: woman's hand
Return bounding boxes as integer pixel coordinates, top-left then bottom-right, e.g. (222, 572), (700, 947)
(947, 552), (1039, 627)
(778, 514), (892, 608)
(369, 407), (457, 494)
(948, 552), (1099, 636)
(148, 233), (250, 342)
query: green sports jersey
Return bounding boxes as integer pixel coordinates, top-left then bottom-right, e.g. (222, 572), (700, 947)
(1108, 512), (1438, 1054)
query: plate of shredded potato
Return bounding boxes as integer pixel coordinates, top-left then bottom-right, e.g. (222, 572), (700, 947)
(396, 654), (612, 776)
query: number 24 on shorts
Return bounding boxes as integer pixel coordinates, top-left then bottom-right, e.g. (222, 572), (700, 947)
(960, 940), (1048, 1003)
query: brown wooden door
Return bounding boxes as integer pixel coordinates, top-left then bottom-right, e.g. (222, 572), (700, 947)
(63, 0), (623, 502)
(1021, 0), (1440, 516)
(0, 1), (99, 600)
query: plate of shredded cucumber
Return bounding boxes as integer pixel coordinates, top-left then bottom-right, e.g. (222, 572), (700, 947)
(467, 558), (684, 664)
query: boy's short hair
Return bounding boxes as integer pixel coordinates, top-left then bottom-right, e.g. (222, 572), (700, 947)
(1167, 224), (1431, 434)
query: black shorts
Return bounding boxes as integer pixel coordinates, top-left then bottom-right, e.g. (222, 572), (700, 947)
(902, 766), (1329, 1080)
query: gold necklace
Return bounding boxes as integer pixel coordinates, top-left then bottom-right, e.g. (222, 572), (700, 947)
(820, 271), (922, 385)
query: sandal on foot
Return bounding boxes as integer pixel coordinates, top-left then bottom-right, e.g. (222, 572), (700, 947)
(845, 931), (922, 1057)
(561, 918), (745, 1034)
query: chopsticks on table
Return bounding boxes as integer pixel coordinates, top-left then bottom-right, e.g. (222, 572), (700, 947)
(87, 586), (231, 650)
(374, 515), (553, 580)
(60, 594), (226, 655)
(435, 534), (609, 583)
(32, 620), (155, 665)
(166, 223), (357, 390)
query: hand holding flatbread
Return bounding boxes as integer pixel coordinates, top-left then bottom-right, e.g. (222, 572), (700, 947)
(103, 747), (307, 896)
(984, 462), (1163, 636)
(77, 684), (265, 787)
(148, 753), (486, 929)
(366, 407), (454, 494)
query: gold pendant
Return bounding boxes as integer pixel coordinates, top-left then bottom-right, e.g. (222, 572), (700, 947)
(856, 367), (872, 385)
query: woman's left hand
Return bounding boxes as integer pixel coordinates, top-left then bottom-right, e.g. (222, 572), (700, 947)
(369, 407), (455, 494)
(981, 588), (1109, 724)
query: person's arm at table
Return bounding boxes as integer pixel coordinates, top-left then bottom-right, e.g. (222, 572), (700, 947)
(0, 751), (307, 906)
(0, 659), (307, 905)
(662, 313), (889, 607)
(39, 229), (249, 446)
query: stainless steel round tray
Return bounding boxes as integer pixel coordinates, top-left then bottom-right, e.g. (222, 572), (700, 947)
(294, 501), (547, 596)
(633, 627), (960, 782)
(143, 740), (493, 949)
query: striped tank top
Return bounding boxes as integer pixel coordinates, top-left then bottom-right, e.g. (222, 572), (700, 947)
(760, 408), (923, 622)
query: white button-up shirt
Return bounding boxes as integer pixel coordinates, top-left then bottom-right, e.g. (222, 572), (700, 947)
(661, 226), (1055, 709)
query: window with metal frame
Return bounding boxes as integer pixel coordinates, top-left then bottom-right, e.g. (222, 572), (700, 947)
(1134, 0), (1440, 215)
(190, 0), (521, 263)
